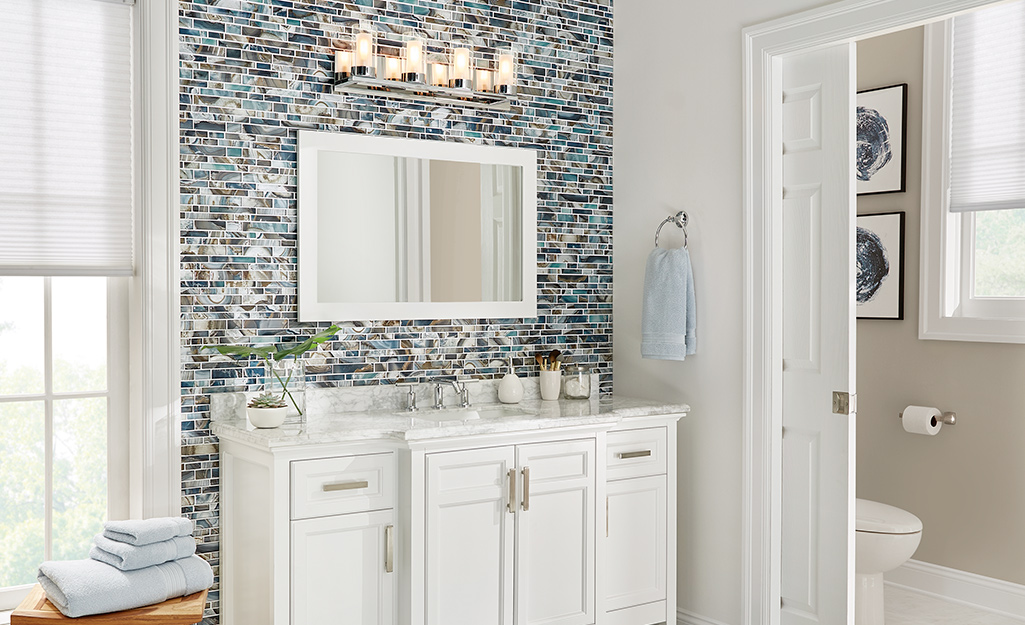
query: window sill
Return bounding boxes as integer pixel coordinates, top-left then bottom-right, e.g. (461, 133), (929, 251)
(920, 314), (1025, 344)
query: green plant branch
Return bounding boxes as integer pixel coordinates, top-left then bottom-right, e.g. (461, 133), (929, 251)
(202, 325), (341, 419)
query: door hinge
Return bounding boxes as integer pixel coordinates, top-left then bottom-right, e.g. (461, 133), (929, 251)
(831, 391), (855, 415)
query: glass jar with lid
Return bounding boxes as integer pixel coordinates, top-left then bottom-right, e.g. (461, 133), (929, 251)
(562, 365), (590, 399)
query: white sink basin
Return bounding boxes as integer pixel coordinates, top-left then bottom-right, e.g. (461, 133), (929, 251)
(409, 405), (530, 425)
(412, 409), (481, 424)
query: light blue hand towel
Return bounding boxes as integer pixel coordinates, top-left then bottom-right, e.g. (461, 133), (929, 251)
(103, 517), (193, 546)
(37, 554), (213, 618)
(641, 246), (697, 360)
(90, 534), (197, 571)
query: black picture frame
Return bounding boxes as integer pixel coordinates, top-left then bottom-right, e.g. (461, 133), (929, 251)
(856, 83), (908, 196)
(856, 211), (905, 320)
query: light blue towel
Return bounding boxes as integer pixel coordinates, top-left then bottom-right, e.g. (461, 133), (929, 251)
(641, 246), (697, 360)
(90, 534), (197, 571)
(37, 555), (213, 618)
(103, 517), (193, 546)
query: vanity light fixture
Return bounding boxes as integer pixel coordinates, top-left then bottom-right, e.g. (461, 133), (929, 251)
(402, 33), (427, 83)
(449, 44), (473, 89)
(352, 22), (375, 77)
(383, 56), (402, 81)
(475, 68), (495, 93)
(332, 29), (516, 111)
(495, 47), (517, 94)
(429, 54), (449, 88)
(334, 50), (352, 82)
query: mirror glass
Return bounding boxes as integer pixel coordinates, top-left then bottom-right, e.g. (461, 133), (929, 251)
(297, 131), (537, 322)
(316, 153), (522, 303)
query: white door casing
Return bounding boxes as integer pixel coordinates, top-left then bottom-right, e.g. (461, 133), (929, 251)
(780, 44), (856, 625)
(743, 2), (1005, 624)
(515, 439), (596, 625)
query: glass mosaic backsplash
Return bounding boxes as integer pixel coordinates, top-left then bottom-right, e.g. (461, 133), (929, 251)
(178, 0), (613, 621)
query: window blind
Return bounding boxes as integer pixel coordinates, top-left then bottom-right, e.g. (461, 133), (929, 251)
(0, 0), (134, 276)
(948, 1), (1025, 213)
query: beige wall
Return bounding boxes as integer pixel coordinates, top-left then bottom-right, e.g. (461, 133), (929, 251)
(613, 1), (835, 622)
(857, 28), (1025, 585)
(430, 160), (482, 302)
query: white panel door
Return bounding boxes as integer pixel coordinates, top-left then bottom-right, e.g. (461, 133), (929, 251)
(605, 475), (667, 612)
(291, 510), (396, 625)
(515, 439), (595, 625)
(780, 43), (857, 625)
(426, 446), (516, 625)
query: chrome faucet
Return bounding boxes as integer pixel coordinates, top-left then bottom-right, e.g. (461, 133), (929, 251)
(433, 379), (471, 409)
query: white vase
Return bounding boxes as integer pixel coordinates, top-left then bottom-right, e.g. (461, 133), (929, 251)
(247, 406), (287, 428)
(539, 370), (561, 401)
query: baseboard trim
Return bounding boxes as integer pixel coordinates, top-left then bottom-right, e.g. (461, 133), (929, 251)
(886, 559), (1025, 621)
(676, 607), (733, 625)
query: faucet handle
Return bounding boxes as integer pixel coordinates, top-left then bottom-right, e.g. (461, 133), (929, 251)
(456, 377), (473, 408)
(397, 382), (418, 412)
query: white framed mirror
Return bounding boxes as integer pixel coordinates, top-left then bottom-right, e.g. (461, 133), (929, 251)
(297, 131), (538, 321)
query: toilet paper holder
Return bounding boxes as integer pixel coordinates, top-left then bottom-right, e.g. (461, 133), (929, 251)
(898, 410), (956, 425)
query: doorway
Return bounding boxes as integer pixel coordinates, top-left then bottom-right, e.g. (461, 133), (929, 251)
(741, 1), (1007, 623)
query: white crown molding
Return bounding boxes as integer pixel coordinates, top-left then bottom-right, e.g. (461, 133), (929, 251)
(887, 560), (1025, 621)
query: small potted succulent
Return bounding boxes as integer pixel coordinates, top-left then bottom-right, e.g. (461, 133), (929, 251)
(246, 392), (289, 428)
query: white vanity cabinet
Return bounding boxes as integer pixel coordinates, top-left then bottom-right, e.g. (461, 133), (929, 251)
(604, 419), (678, 625)
(214, 399), (687, 625)
(220, 442), (400, 625)
(290, 453), (397, 625)
(423, 439), (596, 625)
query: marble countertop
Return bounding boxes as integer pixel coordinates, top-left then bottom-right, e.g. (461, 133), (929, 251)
(210, 395), (690, 450)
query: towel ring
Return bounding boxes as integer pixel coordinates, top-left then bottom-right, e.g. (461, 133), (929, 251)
(654, 211), (689, 249)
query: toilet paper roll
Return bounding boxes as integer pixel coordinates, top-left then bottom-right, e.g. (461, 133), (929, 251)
(902, 405), (942, 435)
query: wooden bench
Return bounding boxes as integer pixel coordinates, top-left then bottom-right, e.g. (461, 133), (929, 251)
(11, 585), (207, 624)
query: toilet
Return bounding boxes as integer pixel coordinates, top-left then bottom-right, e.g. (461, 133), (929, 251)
(855, 499), (923, 625)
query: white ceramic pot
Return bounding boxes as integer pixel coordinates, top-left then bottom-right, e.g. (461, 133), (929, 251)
(247, 406), (287, 428)
(539, 370), (561, 401)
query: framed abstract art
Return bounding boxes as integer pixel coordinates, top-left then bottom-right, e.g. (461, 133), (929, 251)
(856, 83), (908, 195)
(856, 211), (905, 320)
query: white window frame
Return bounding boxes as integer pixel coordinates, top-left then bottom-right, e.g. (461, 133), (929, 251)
(0, 277), (130, 611)
(0, 0), (177, 609)
(920, 19), (1025, 343)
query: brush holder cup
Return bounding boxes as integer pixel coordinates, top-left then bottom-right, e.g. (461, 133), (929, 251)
(539, 370), (561, 401)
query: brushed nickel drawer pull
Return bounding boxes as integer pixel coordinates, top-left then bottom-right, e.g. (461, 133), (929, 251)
(521, 466), (530, 511)
(323, 480), (369, 492)
(384, 525), (394, 573)
(507, 469), (516, 513)
(617, 450), (652, 460)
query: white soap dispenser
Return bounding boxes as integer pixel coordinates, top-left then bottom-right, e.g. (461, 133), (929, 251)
(498, 359), (524, 404)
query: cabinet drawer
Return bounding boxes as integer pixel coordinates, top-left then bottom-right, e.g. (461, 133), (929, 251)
(291, 452), (396, 520)
(606, 427), (666, 480)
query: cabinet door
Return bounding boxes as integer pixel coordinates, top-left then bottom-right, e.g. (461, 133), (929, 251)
(515, 439), (596, 625)
(292, 510), (395, 625)
(426, 446), (516, 625)
(605, 475), (667, 612)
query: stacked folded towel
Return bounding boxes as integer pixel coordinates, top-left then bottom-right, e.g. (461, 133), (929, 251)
(37, 517), (213, 618)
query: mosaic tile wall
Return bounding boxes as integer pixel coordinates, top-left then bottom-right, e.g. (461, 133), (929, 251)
(178, 0), (613, 621)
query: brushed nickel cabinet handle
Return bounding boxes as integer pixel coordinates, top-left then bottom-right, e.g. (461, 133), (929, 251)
(507, 469), (516, 513)
(606, 496), (609, 538)
(384, 525), (394, 573)
(617, 450), (652, 459)
(521, 466), (530, 511)
(323, 480), (369, 492)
